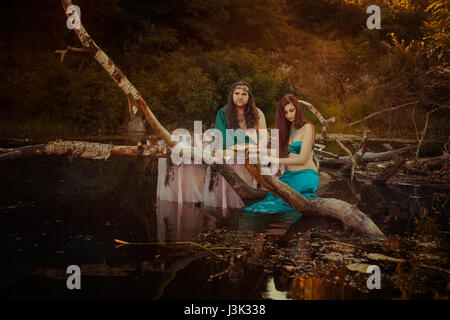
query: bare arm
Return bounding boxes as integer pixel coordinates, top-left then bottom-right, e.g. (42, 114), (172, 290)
(257, 108), (267, 130)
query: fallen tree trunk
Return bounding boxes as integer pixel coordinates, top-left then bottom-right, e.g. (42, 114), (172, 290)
(0, 140), (169, 161)
(308, 198), (384, 237)
(319, 145), (417, 167)
(402, 152), (449, 174)
(244, 163), (386, 239)
(0, 144), (47, 161)
(416, 152), (449, 171)
(0, 139), (330, 196)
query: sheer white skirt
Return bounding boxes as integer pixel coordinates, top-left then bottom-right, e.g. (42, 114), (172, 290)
(157, 158), (258, 209)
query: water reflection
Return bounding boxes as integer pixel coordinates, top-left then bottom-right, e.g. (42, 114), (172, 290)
(0, 141), (448, 299)
(289, 276), (363, 300)
(155, 200), (217, 242)
(264, 267), (294, 300)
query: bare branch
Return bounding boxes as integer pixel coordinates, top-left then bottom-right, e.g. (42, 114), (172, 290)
(349, 101), (419, 127)
(416, 106), (448, 159)
(298, 99), (359, 180)
(54, 46), (90, 63)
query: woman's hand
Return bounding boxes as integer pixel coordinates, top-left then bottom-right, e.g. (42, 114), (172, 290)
(245, 144), (259, 156)
(260, 154), (278, 165)
(229, 143), (246, 152)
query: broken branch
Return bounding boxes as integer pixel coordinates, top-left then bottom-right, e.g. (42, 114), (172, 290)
(349, 101), (419, 127)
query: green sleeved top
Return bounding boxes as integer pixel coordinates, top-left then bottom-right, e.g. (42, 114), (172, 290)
(214, 106), (257, 149)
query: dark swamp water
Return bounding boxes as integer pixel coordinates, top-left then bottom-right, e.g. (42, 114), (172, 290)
(0, 139), (448, 300)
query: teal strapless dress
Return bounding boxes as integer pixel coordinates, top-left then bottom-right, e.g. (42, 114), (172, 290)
(244, 141), (319, 213)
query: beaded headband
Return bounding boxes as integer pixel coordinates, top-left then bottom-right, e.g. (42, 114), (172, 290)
(232, 86), (251, 95)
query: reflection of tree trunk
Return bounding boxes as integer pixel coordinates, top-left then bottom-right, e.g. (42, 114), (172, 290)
(372, 156), (406, 185)
(151, 252), (208, 300)
(211, 164), (267, 199)
(34, 255), (208, 300)
(347, 178), (362, 205)
(133, 157), (159, 242)
(375, 185), (416, 219)
(415, 106), (449, 159)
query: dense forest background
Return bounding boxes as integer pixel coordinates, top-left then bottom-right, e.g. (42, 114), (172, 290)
(0, 0), (448, 138)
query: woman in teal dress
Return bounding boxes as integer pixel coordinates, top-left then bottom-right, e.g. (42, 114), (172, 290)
(244, 94), (319, 213)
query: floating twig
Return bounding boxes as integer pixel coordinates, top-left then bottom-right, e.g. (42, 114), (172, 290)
(114, 239), (224, 259)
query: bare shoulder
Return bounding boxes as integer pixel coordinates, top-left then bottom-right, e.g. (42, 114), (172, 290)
(301, 122), (314, 132)
(256, 108), (265, 118)
(297, 123), (313, 139)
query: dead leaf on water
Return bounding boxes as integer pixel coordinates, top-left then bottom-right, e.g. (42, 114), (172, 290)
(366, 253), (405, 263)
(346, 263), (371, 273)
(284, 266), (295, 271)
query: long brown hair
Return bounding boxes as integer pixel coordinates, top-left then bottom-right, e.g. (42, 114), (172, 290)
(225, 81), (259, 129)
(276, 94), (315, 158)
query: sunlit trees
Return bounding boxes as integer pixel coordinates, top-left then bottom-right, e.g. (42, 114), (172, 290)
(0, 0), (447, 138)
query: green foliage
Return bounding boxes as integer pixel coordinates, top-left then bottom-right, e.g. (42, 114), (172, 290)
(286, 0), (367, 36)
(197, 48), (288, 125)
(123, 20), (179, 71)
(135, 49), (218, 129)
(0, 0), (447, 140)
(422, 0), (450, 52)
(177, 0), (230, 47)
(0, 53), (123, 136)
(135, 47), (288, 130)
